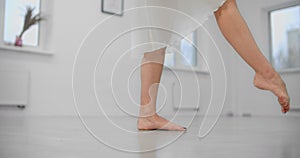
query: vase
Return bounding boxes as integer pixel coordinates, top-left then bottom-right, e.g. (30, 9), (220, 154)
(14, 36), (23, 47)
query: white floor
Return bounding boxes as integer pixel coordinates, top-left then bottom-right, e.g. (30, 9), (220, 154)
(0, 115), (299, 158)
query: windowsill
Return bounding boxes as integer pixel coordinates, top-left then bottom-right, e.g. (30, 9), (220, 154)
(164, 66), (210, 75)
(0, 44), (52, 55)
(278, 68), (300, 74)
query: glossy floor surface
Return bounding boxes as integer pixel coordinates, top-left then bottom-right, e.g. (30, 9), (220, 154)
(0, 115), (299, 158)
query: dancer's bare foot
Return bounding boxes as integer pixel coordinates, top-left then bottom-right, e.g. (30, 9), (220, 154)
(137, 114), (186, 131)
(254, 71), (290, 113)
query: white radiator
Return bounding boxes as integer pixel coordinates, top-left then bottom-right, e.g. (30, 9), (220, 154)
(0, 71), (29, 108)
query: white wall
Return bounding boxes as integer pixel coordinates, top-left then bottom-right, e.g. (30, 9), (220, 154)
(0, 0), (299, 117)
(0, 0), (140, 116)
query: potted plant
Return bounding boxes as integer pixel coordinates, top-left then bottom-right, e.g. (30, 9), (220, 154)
(15, 6), (44, 47)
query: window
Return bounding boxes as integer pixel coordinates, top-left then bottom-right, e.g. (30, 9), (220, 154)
(164, 30), (208, 72)
(180, 32), (197, 67)
(270, 4), (300, 71)
(3, 0), (41, 46)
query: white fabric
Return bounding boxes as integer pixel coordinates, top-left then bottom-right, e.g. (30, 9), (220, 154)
(130, 0), (227, 58)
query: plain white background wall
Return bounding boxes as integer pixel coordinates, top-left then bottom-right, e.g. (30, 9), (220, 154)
(0, 0), (299, 117)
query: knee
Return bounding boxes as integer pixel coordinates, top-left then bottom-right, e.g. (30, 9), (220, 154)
(214, 0), (238, 18)
(142, 47), (166, 63)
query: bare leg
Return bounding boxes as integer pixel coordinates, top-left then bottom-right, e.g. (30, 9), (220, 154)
(214, 0), (290, 113)
(137, 47), (186, 131)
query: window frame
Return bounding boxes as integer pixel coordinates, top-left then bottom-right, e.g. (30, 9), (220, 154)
(3, 0), (42, 47)
(0, 0), (52, 55)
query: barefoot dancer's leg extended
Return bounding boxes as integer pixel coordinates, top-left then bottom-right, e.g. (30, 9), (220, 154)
(137, 0), (289, 131)
(214, 0), (290, 113)
(138, 48), (186, 131)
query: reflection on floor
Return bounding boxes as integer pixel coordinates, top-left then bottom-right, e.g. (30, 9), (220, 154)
(0, 115), (299, 158)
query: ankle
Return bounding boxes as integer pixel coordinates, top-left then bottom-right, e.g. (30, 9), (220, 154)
(139, 105), (156, 118)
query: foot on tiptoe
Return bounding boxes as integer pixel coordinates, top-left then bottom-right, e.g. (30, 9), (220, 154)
(254, 72), (290, 113)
